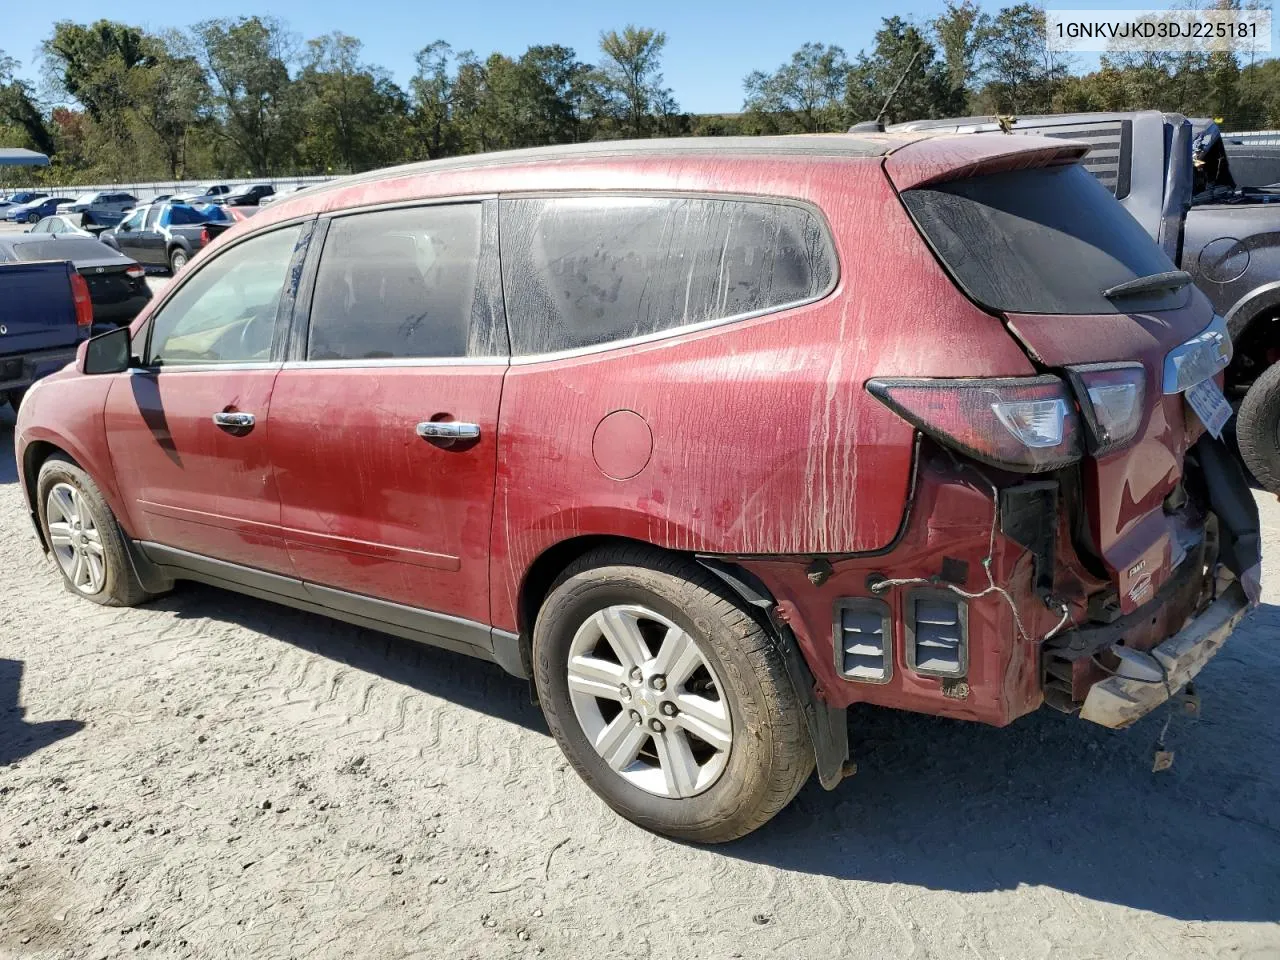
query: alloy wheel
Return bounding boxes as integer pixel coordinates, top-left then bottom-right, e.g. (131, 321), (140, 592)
(566, 604), (732, 798)
(46, 482), (106, 595)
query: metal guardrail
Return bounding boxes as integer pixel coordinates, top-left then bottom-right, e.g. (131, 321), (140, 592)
(1, 174), (340, 198)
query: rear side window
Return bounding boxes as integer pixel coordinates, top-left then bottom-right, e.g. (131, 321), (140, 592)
(902, 164), (1184, 315)
(501, 196), (834, 355)
(307, 204), (491, 361)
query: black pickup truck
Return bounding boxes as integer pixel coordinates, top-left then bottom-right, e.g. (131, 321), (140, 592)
(0, 259), (94, 412)
(891, 110), (1280, 488)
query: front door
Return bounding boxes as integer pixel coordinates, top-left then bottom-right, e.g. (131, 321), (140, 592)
(268, 201), (507, 626)
(105, 222), (309, 573)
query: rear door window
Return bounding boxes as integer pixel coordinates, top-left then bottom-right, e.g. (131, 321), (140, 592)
(500, 196), (834, 355)
(902, 164), (1185, 315)
(305, 203), (500, 361)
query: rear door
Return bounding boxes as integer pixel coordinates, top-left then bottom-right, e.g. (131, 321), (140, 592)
(267, 200), (507, 628)
(103, 222), (311, 572)
(891, 156), (1217, 611)
(113, 209), (147, 259)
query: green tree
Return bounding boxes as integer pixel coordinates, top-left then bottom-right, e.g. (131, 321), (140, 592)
(128, 32), (208, 177)
(933, 1), (989, 112)
(0, 52), (54, 155)
(410, 40), (463, 158)
(193, 16), (298, 175)
(847, 18), (960, 125)
(299, 32), (408, 173)
(974, 3), (1069, 114)
(595, 26), (675, 137)
(742, 43), (850, 133)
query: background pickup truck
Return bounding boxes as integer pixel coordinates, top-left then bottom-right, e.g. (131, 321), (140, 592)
(890, 110), (1280, 488)
(0, 260), (93, 412)
(100, 202), (230, 274)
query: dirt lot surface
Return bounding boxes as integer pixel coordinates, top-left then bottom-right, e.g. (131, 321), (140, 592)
(2, 404), (1279, 960)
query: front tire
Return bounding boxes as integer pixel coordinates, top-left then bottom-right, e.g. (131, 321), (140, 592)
(26, 212), (39, 224)
(1237, 359), (1280, 493)
(533, 546), (813, 843)
(36, 454), (152, 607)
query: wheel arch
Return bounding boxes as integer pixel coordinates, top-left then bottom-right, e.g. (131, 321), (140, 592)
(1224, 283), (1280, 392)
(513, 535), (851, 790)
(21, 439), (64, 551)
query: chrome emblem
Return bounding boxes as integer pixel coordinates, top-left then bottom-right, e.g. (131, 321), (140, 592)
(0, 324), (7, 335)
(95, 267), (105, 274)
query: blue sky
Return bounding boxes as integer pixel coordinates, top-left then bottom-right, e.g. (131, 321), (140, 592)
(2, 0), (1275, 115)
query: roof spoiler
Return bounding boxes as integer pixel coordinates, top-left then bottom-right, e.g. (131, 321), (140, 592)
(884, 134), (1091, 191)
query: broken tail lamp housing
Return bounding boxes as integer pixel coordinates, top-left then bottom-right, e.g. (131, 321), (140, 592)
(1064, 362), (1147, 457)
(867, 376), (1082, 472)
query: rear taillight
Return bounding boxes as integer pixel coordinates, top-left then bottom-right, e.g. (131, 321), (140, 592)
(867, 376), (1082, 472)
(200, 226), (210, 246)
(70, 272), (93, 328)
(1065, 363), (1147, 456)
(126, 264), (145, 279)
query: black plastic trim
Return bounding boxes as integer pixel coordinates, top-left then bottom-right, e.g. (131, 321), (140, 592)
(138, 541), (501, 665)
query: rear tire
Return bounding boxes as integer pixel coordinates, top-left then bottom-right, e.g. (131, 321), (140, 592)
(1237, 359), (1280, 493)
(532, 546), (813, 843)
(36, 454), (152, 607)
(169, 247), (188, 273)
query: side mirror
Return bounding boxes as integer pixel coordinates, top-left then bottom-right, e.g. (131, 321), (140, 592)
(80, 326), (132, 375)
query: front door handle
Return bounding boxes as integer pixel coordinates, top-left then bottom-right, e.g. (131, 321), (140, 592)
(213, 411), (256, 431)
(416, 421), (480, 441)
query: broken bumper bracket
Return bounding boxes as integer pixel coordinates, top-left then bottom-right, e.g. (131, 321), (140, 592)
(1079, 582), (1249, 729)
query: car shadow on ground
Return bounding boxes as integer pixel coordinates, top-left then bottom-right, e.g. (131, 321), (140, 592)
(0, 659), (85, 766)
(151, 582), (548, 734)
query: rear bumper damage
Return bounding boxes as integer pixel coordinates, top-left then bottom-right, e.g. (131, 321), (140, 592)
(1078, 582), (1249, 728)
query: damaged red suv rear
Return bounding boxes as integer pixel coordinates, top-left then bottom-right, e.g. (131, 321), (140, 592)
(14, 132), (1259, 842)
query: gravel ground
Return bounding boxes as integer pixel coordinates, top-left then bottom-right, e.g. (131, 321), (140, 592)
(1, 404), (1279, 960)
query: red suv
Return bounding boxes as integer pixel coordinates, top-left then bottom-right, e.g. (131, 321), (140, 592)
(15, 133), (1260, 842)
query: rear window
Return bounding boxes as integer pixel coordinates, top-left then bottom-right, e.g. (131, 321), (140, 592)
(501, 196), (834, 355)
(10, 238), (121, 262)
(902, 164), (1185, 315)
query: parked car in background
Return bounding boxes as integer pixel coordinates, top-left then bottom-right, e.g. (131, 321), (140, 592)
(4, 191), (48, 207)
(0, 234), (150, 327)
(0, 256), (93, 411)
(6, 196), (74, 224)
(62, 191), (139, 227)
(217, 183), (274, 206)
(27, 214), (97, 238)
(890, 110), (1280, 490)
(170, 184), (231, 204)
(256, 185), (305, 207)
(13, 133), (1259, 842)
(100, 202), (231, 274)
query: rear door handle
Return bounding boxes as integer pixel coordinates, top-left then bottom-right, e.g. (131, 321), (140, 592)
(213, 411), (256, 431)
(416, 421), (480, 441)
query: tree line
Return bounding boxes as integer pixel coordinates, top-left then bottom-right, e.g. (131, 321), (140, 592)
(0, 3), (1276, 186)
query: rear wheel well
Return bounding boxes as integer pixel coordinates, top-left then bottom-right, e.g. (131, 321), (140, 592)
(517, 535), (651, 640)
